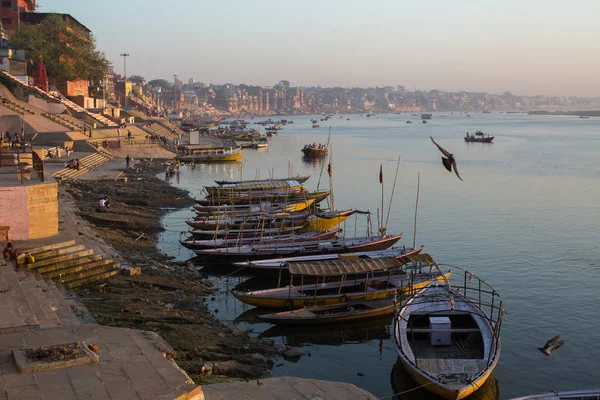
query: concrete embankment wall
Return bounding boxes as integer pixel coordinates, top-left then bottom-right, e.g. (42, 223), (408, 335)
(0, 182), (58, 240)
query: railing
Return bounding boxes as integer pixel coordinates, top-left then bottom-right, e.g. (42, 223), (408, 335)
(393, 261), (506, 381)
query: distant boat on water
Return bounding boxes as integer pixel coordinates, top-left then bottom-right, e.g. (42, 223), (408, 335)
(465, 131), (494, 143)
(421, 113), (432, 120)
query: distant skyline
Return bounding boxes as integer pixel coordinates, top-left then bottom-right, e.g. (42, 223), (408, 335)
(41, 0), (600, 97)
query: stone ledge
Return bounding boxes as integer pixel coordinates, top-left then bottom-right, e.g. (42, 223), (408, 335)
(12, 341), (99, 374)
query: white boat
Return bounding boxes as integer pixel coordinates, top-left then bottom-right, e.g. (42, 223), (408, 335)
(233, 245), (423, 271)
(511, 389), (600, 400)
(393, 263), (505, 400)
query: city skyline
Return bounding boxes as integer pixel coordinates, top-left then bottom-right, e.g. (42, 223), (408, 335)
(42, 0), (600, 97)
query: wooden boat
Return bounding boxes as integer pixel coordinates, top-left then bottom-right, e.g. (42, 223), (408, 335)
(193, 198), (315, 214)
(176, 147), (244, 163)
(301, 147), (328, 158)
(393, 263), (505, 400)
(185, 209), (355, 231)
(204, 180), (304, 196)
(180, 229), (340, 250)
(193, 234), (403, 262)
(465, 131), (494, 143)
(199, 190), (330, 206)
(233, 245), (424, 274)
(214, 175), (310, 185)
(511, 389), (600, 400)
(233, 253), (452, 308)
(189, 225), (304, 239)
(258, 299), (398, 325)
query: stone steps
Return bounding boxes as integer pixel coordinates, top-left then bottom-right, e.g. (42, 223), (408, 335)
(27, 244), (85, 262)
(0, 264), (40, 332)
(28, 249), (95, 269)
(52, 150), (114, 181)
(36, 254), (103, 275)
(60, 262), (119, 284)
(67, 266), (120, 289)
(45, 258), (111, 280)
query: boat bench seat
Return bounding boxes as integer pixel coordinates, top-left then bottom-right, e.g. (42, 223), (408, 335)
(415, 358), (486, 375)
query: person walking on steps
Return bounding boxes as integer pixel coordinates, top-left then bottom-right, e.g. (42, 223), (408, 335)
(126, 154), (130, 168)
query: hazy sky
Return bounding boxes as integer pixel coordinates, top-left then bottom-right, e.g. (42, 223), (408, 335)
(41, 0), (600, 96)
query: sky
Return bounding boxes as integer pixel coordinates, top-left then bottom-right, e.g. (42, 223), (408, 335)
(40, 0), (600, 97)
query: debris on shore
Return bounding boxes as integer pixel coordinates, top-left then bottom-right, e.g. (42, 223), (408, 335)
(70, 159), (277, 384)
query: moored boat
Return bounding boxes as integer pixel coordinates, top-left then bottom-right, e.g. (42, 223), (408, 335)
(193, 233), (403, 262)
(193, 198), (315, 214)
(233, 253), (451, 308)
(511, 389), (600, 400)
(214, 175), (310, 186)
(189, 225), (304, 239)
(232, 244), (424, 274)
(177, 149), (243, 163)
(393, 262), (505, 400)
(197, 190), (330, 206)
(204, 180), (304, 196)
(259, 298), (398, 325)
(180, 228), (341, 250)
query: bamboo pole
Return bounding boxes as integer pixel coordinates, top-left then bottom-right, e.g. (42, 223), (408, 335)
(412, 173), (421, 249)
(380, 164), (384, 235)
(385, 154), (401, 232)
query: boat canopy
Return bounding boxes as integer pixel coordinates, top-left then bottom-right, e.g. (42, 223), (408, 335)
(401, 253), (435, 265)
(215, 180), (301, 190)
(287, 256), (404, 276)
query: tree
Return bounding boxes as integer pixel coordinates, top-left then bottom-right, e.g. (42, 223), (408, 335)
(11, 14), (109, 83)
(148, 79), (173, 91)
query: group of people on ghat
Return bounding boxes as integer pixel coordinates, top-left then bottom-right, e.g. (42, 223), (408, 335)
(1, 132), (27, 149)
(64, 158), (81, 170)
(303, 143), (327, 150)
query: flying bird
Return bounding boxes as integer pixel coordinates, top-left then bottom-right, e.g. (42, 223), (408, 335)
(538, 335), (564, 356)
(430, 136), (463, 181)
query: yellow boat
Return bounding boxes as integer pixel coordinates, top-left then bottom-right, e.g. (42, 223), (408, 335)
(299, 210), (355, 233)
(177, 150), (243, 163)
(193, 198), (316, 214)
(393, 263), (505, 400)
(233, 254), (451, 309)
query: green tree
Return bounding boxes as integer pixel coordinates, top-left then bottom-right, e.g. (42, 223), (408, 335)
(148, 79), (173, 91)
(11, 13), (109, 83)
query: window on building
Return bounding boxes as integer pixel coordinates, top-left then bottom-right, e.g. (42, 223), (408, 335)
(1, 1), (11, 8)
(1, 17), (12, 26)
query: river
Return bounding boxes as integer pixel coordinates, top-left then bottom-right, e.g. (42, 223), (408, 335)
(157, 112), (600, 399)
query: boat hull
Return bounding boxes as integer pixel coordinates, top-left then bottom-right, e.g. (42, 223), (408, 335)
(177, 152), (243, 162)
(194, 234), (402, 263)
(399, 357), (494, 400)
(258, 299), (398, 325)
(214, 176), (310, 185)
(234, 271), (451, 309)
(464, 136), (494, 143)
(301, 148), (328, 158)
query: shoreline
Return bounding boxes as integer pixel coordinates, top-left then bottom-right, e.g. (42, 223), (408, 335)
(68, 159), (279, 385)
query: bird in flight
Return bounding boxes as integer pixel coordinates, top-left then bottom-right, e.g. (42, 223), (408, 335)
(538, 335), (564, 356)
(430, 137), (463, 181)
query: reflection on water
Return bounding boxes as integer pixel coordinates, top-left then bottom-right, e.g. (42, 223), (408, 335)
(159, 113), (600, 398)
(259, 316), (393, 347)
(390, 359), (499, 400)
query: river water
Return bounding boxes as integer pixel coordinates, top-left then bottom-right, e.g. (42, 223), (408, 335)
(157, 113), (600, 399)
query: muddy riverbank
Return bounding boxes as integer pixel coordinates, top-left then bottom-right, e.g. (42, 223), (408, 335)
(66, 159), (278, 384)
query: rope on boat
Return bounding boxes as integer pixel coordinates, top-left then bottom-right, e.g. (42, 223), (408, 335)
(221, 264), (249, 278)
(377, 381), (434, 399)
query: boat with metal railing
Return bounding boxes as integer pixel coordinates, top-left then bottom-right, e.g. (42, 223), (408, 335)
(393, 261), (505, 400)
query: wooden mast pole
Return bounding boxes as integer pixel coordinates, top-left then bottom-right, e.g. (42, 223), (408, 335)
(412, 173), (420, 249)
